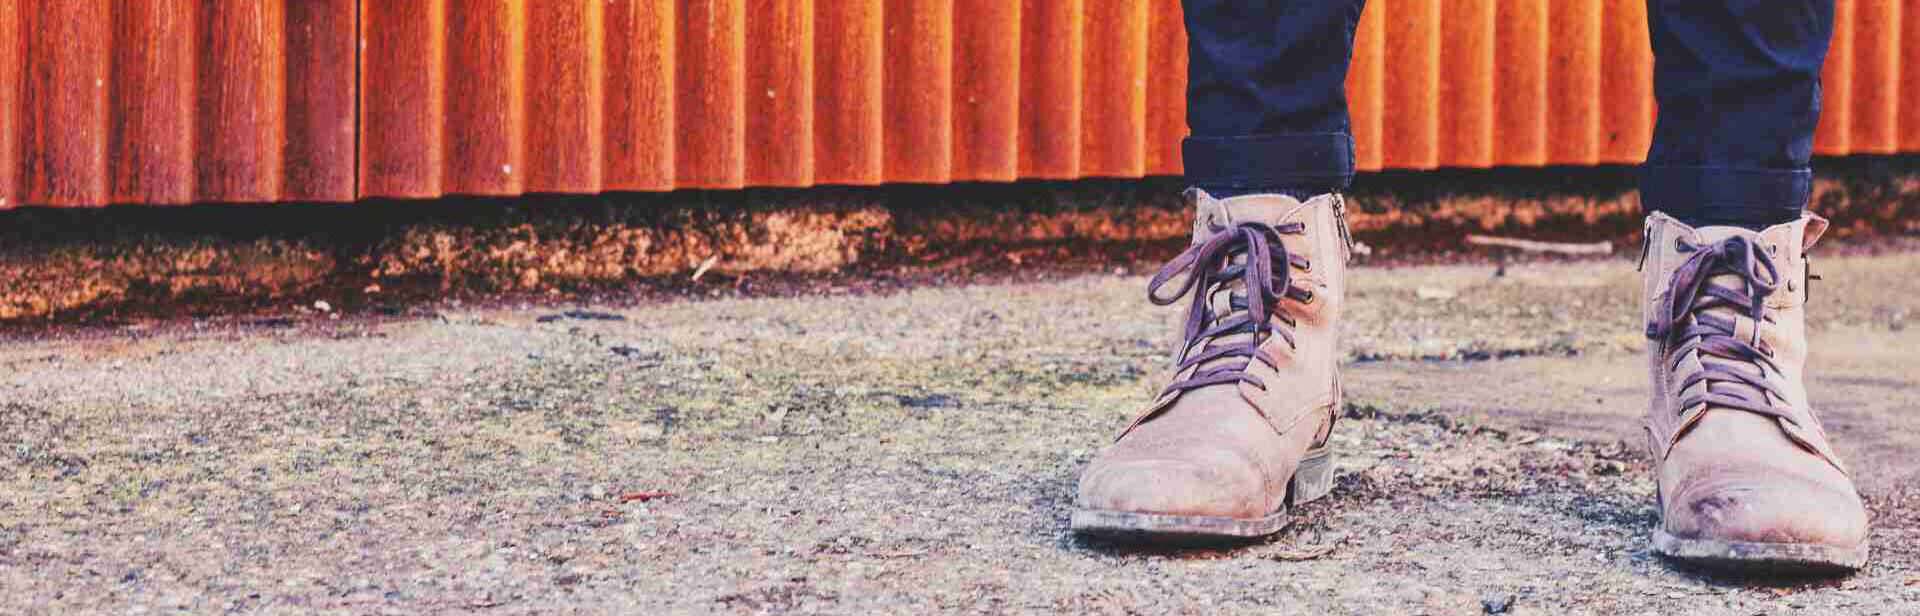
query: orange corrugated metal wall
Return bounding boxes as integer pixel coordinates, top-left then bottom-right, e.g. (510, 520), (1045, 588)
(0, 0), (1915, 207)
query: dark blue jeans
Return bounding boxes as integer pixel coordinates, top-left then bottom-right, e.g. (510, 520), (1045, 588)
(1183, 0), (1834, 228)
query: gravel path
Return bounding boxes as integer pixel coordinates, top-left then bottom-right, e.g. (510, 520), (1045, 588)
(4, 255), (1918, 614)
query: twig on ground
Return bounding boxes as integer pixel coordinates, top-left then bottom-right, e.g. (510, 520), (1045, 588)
(867, 550), (930, 560)
(620, 491), (675, 503)
(1465, 234), (1613, 256)
(691, 255), (720, 281)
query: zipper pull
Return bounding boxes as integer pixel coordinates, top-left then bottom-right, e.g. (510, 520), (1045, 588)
(1331, 193), (1356, 263)
(1636, 223), (1653, 272)
(1806, 257), (1819, 304)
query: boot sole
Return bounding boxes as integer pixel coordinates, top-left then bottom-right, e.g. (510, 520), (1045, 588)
(1070, 446), (1334, 541)
(1652, 530), (1869, 574)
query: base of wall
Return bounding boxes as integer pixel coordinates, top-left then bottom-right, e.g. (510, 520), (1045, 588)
(3, 157), (1916, 325)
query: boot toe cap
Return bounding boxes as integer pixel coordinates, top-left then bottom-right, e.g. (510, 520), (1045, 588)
(1076, 452), (1269, 519)
(1664, 470), (1869, 549)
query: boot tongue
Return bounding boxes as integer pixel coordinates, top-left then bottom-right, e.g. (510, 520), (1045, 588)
(1678, 224), (1775, 404)
(1689, 224), (1762, 246)
(1191, 192), (1303, 244)
(1186, 192), (1305, 373)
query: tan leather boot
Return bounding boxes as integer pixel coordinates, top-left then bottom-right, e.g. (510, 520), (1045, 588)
(1072, 189), (1353, 540)
(1640, 212), (1869, 572)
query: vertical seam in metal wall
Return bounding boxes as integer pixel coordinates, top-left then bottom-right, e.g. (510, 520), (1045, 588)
(14, 6), (32, 208)
(352, 0), (362, 200)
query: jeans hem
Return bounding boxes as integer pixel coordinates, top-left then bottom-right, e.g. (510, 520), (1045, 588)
(1182, 132), (1354, 192)
(1638, 165), (1811, 223)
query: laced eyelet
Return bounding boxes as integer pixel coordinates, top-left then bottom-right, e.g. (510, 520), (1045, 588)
(1299, 259), (1313, 273)
(1299, 289), (1316, 304)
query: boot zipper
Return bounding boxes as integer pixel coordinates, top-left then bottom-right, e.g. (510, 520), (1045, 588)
(1331, 194), (1356, 262)
(1806, 256), (1819, 304)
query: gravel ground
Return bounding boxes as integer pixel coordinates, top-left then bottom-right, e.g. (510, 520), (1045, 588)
(3, 254), (1919, 614)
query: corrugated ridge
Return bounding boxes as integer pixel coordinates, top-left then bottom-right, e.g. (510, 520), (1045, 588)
(1598, 0), (1654, 163)
(746, 0), (815, 186)
(813, 0), (883, 185)
(4, 0), (1920, 206)
(0, 3), (19, 209)
(883, 0), (954, 183)
(1817, 0), (1858, 155)
(1016, 0), (1083, 180)
(603, 0), (676, 191)
(1347, 1), (1387, 171)
(358, 1), (446, 198)
(951, 0), (1020, 181)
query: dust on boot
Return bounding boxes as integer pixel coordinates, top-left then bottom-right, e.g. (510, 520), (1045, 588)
(1640, 212), (1870, 572)
(1072, 189), (1353, 540)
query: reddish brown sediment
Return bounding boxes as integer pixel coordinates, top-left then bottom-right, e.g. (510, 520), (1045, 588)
(2, 161), (1917, 324)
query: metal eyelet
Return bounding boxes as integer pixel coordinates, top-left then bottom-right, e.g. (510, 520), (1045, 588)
(1299, 259), (1313, 273)
(1300, 289), (1316, 304)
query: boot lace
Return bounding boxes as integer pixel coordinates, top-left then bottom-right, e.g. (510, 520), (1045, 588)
(1645, 235), (1793, 422)
(1146, 221), (1313, 396)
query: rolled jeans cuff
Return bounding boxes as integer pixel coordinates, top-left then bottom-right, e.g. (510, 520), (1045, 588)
(1182, 132), (1354, 193)
(1638, 165), (1811, 224)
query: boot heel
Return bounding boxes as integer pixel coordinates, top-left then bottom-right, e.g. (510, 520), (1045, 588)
(1289, 447), (1336, 506)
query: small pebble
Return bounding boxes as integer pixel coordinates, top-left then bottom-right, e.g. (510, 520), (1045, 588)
(1481, 592), (1515, 614)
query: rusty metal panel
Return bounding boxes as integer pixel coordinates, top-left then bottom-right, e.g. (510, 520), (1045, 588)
(1598, 0), (1654, 163)
(1381, 0), (1440, 170)
(1016, 0), (1083, 180)
(525, 0), (605, 192)
(883, 0), (954, 183)
(4, 0), (351, 207)
(952, 0), (1021, 181)
(813, 0), (883, 185)
(604, 0), (677, 191)
(1347, 0), (1387, 171)
(1439, 0), (1495, 168)
(1847, 0), (1900, 154)
(1079, 0), (1148, 179)
(359, 0), (448, 198)
(675, 0), (744, 188)
(20, 0), (110, 206)
(5, 0), (1920, 206)
(196, 2), (291, 202)
(1142, 0), (1186, 176)
(1905, 0), (1920, 152)
(745, 0), (814, 186)
(284, 0), (357, 201)
(0, 3), (19, 209)
(1816, 0), (1857, 154)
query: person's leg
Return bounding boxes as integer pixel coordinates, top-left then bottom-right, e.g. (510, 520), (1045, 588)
(1182, 0), (1365, 199)
(1639, 0), (1868, 573)
(1072, 1), (1362, 540)
(1641, 0), (1832, 229)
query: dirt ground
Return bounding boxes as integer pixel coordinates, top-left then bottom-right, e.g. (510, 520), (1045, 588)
(4, 250), (1920, 614)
